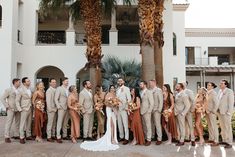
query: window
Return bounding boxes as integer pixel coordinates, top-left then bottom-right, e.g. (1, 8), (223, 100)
(173, 33), (177, 56)
(0, 5), (2, 27)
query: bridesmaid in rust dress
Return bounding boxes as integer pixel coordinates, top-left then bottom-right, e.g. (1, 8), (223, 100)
(162, 84), (177, 144)
(128, 88), (145, 145)
(68, 85), (81, 143)
(32, 82), (46, 142)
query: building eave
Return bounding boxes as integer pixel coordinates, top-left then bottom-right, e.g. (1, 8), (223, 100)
(185, 28), (235, 37)
(173, 4), (189, 11)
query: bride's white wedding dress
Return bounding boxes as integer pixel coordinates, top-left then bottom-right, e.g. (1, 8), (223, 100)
(80, 106), (119, 151)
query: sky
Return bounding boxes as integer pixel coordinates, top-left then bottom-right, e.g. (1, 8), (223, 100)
(185, 0), (235, 28)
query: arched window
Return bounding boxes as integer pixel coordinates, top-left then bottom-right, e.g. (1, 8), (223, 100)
(173, 33), (177, 56)
(0, 5), (2, 27)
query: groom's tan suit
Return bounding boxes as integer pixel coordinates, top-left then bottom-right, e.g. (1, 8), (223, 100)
(79, 88), (94, 138)
(55, 86), (69, 139)
(140, 89), (154, 141)
(1, 87), (20, 138)
(217, 88), (234, 144)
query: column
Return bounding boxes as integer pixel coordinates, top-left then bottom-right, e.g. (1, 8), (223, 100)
(109, 7), (118, 45)
(230, 70), (234, 90)
(200, 70), (203, 88)
(202, 70), (206, 87)
(66, 15), (75, 46)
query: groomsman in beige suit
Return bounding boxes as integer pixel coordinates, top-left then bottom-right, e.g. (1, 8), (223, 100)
(1, 78), (21, 143)
(183, 81), (196, 146)
(79, 80), (94, 141)
(116, 78), (131, 145)
(174, 83), (190, 146)
(55, 77), (69, 143)
(46, 78), (57, 142)
(139, 81), (154, 146)
(149, 79), (163, 145)
(206, 82), (219, 146)
(217, 79), (234, 149)
(16, 77), (33, 144)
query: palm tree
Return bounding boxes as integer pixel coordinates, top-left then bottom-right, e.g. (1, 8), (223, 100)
(138, 0), (156, 82)
(153, 0), (164, 87)
(39, 0), (132, 92)
(102, 55), (141, 91)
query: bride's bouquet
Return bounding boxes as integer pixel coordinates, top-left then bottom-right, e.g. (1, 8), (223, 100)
(35, 100), (45, 112)
(107, 97), (121, 107)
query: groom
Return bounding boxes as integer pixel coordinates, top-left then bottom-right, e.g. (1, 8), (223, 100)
(116, 78), (131, 145)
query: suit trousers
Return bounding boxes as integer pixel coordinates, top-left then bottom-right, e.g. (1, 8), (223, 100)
(218, 113), (233, 144)
(83, 112), (94, 138)
(176, 114), (186, 143)
(5, 110), (20, 138)
(19, 109), (32, 139)
(152, 111), (162, 141)
(62, 110), (70, 138)
(142, 112), (152, 141)
(185, 112), (195, 141)
(47, 111), (57, 138)
(56, 109), (67, 139)
(206, 113), (219, 143)
(117, 110), (129, 140)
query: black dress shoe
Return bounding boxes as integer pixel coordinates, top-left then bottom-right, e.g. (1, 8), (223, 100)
(82, 138), (88, 142)
(118, 138), (124, 142)
(5, 138), (11, 143)
(20, 138), (25, 144)
(57, 138), (63, 143)
(176, 142), (184, 146)
(123, 139), (129, 145)
(12, 136), (20, 140)
(26, 136), (34, 140)
(191, 141), (196, 146)
(145, 141), (151, 146)
(63, 137), (70, 140)
(224, 144), (232, 149)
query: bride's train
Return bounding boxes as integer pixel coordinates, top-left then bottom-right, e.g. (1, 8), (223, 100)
(80, 107), (119, 151)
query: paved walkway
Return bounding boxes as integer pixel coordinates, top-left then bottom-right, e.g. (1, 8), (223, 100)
(0, 117), (234, 157)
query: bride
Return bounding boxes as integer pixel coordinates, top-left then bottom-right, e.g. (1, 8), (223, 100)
(80, 85), (119, 151)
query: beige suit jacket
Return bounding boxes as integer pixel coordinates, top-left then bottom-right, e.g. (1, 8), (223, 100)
(116, 86), (131, 111)
(1, 87), (17, 111)
(54, 86), (68, 110)
(174, 91), (190, 116)
(15, 86), (32, 111)
(184, 88), (195, 112)
(218, 88), (234, 115)
(140, 89), (154, 115)
(46, 86), (57, 113)
(79, 88), (94, 114)
(152, 87), (163, 112)
(206, 90), (219, 114)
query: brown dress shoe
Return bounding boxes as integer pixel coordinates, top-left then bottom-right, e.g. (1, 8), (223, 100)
(51, 137), (56, 140)
(26, 136), (34, 140)
(123, 139), (129, 145)
(191, 141), (196, 146)
(176, 142), (184, 146)
(211, 142), (219, 147)
(57, 138), (63, 143)
(184, 139), (190, 142)
(12, 136), (20, 140)
(224, 144), (232, 149)
(207, 140), (214, 143)
(5, 138), (11, 143)
(47, 138), (54, 142)
(63, 137), (70, 140)
(156, 141), (162, 145)
(20, 138), (25, 144)
(145, 141), (151, 146)
(118, 138), (124, 142)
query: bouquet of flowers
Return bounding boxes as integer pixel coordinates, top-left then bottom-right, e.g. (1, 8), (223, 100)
(95, 97), (104, 115)
(195, 103), (204, 113)
(162, 109), (172, 122)
(128, 102), (137, 112)
(107, 97), (121, 107)
(74, 102), (83, 115)
(35, 100), (45, 112)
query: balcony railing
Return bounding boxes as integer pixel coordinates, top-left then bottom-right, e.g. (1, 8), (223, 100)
(187, 57), (233, 66)
(37, 31), (66, 44)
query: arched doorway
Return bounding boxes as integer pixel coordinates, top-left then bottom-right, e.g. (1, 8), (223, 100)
(76, 68), (89, 92)
(36, 66), (65, 90)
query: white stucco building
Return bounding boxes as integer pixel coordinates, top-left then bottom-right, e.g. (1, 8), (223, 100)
(0, 0), (188, 106)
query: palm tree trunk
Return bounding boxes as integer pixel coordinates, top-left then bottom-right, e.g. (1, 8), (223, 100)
(153, 0), (164, 87)
(81, 0), (103, 90)
(138, 0), (156, 82)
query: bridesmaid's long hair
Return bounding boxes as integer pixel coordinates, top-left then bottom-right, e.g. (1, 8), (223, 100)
(163, 84), (173, 105)
(108, 85), (115, 92)
(130, 88), (141, 103)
